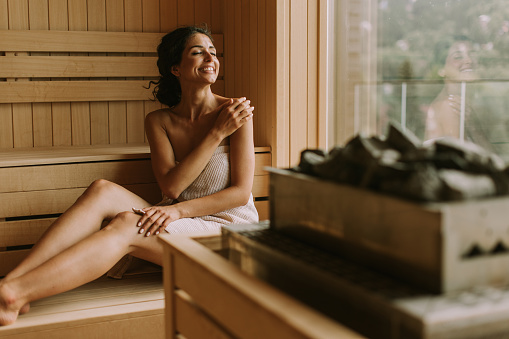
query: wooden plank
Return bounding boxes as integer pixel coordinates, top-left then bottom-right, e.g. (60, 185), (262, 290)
(175, 289), (234, 339)
(177, 0), (195, 26)
(12, 103), (33, 148)
(90, 101), (109, 145)
(234, 0), (242, 97)
(127, 101), (146, 143)
(0, 145), (268, 167)
(105, 0), (125, 146)
(211, 0), (224, 33)
(0, 30), (222, 53)
(108, 101), (127, 144)
(125, 0), (142, 33)
(0, 275), (164, 338)
(252, 175), (269, 198)
(0, 183), (160, 218)
(194, 0), (211, 28)
(163, 239), (176, 339)
(160, 0), (177, 33)
(318, 0), (329, 149)
(125, 0), (144, 146)
(87, 0), (109, 147)
(241, 0), (249, 97)
(249, 0), (258, 141)
(0, 218), (55, 247)
(142, 0), (159, 33)
(69, 0), (90, 147)
(0, 30), (164, 53)
(256, 0), (268, 147)
(0, 80), (153, 103)
(71, 102), (91, 145)
(289, 0), (309, 166)
(0, 312), (164, 339)
(8, 0), (29, 30)
(29, 0), (52, 148)
(48, 0), (69, 30)
(88, 0), (107, 32)
(32, 103), (52, 147)
(49, 0), (71, 147)
(0, 103), (13, 148)
(8, 0), (32, 149)
(254, 152), (271, 175)
(0, 160), (156, 193)
(254, 200), (269, 221)
(0, 0), (8, 31)
(163, 235), (363, 339)
(224, 0), (235, 97)
(307, 0), (318, 150)
(0, 249), (29, 277)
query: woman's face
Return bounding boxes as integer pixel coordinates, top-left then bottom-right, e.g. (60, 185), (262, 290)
(172, 33), (219, 85)
(441, 41), (477, 81)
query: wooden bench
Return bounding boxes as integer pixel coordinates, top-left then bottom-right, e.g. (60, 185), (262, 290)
(0, 29), (271, 338)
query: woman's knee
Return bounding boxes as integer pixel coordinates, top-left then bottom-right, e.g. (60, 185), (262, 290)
(86, 179), (118, 196)
(103, 211), (139, 233)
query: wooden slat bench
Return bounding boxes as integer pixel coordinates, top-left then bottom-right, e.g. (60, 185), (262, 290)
(0, 29), (271, 338)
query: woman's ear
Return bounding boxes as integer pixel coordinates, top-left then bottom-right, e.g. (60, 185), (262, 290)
(171, 65), (180, 78)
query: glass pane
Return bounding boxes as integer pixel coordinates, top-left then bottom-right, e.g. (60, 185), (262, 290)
(345, 0), (509, 158)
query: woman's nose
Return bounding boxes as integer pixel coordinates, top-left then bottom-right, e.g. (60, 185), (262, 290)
(203, 51), (213, 61)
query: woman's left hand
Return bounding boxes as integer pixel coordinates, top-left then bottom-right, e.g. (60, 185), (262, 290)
(133, 205), (181, 236)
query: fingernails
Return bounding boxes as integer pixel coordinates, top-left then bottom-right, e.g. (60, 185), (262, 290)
(146, 232), (151, 237)
(139, 228), (144, 234)
(137, 222), (141, 227)
(155, 231), (160, 235)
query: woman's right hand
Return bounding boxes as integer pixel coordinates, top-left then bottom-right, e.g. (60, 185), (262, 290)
(212, 97), (254, 139)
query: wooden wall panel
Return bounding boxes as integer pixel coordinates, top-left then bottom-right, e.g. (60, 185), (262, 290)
(9, 0), (32, 148)
(29, 0), (52, 148)
(160, 0), (178, 33)
(49, 0), (71, 146)
(0, 0), (13, 148)
(88, 0), (109, 145)
(223, 0), (324, 167)
(0, 0), (230, 149)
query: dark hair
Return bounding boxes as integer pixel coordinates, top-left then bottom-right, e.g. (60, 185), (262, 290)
(434, 35), (471, 66)
(148, 26), (214, 107)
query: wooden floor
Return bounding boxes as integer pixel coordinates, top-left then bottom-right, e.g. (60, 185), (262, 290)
(0, 273), (165, 339)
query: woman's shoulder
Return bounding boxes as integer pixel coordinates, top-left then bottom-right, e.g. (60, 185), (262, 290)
(145, 108), (175, 124)
(213, 94), (231, 106)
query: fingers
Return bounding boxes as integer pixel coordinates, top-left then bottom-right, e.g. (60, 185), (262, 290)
(135, 208), (168, 237)
(230, 98), (254, 124)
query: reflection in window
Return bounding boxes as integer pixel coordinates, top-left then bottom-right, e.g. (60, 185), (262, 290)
(335, 0), (509, 158)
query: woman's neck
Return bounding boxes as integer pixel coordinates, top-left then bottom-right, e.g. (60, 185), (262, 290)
(175, 85), (217, 121)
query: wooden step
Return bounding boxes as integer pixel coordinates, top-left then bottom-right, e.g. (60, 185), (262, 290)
(0, 273), (165, 339)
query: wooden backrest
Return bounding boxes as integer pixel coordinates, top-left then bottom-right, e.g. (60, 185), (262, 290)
(0, 30), (224, 149)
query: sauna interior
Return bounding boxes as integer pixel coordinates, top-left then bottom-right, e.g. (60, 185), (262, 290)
(7, 0), (505, 338)
(0, 0), (339, 338)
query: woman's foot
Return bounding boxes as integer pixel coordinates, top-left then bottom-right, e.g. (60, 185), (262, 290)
(0, 283), (21, 326)
(19, 303), (30, 315)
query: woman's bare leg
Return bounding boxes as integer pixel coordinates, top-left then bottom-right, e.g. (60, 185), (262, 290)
(4, 179), (150, 281)
(0, 212), (163, 326)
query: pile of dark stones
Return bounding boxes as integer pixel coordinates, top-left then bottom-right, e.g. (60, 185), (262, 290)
(292, 123), (509, 202)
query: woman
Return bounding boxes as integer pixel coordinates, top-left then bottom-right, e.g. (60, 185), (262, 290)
(425, 36), (493, 150)
(0, 26), (258, 326)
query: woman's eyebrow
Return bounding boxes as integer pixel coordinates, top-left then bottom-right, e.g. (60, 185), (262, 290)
(190, 44), (216, 49)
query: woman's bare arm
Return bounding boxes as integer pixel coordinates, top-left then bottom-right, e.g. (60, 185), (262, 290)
(138, 117), (255, 236)
(146, 98), (253, 200)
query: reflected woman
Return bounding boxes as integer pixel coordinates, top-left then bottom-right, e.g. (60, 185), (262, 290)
(425, 36), (493, 150)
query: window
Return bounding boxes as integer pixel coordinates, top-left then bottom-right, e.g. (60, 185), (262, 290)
(332, 0), (509, 158)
